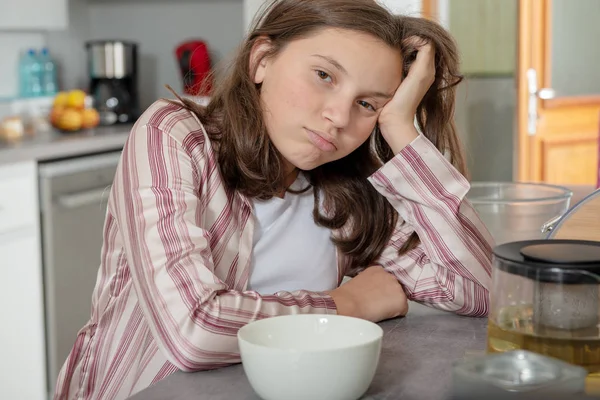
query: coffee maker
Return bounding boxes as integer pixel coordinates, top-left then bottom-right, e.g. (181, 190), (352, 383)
(85, 40), (140, 125)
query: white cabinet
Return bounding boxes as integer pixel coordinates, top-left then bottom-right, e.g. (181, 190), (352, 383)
(0, 0), (68, 30)
(0, 161), (47, 400)
(0, 231), (47, 400)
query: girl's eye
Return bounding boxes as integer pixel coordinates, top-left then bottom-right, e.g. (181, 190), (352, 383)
(358, 100), (376, 112)
(316, 70), (332, 83)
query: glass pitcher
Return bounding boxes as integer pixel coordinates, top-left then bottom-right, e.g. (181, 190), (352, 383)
(487, 239), (600, 373)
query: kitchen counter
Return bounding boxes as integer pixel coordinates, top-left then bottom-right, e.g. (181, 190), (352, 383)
(126, 185), (597, 400)
(128, 301), (599, 400)
(128, 303), (487, 400)
(0, 124), (133, 165)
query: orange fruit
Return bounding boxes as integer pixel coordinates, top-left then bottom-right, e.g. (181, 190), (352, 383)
(81, 108), (100, 129)
(49, 107), (65, 128)
(57, 108), (83, 131)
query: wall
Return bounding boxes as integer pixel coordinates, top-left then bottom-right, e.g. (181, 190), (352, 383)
(243, 0), (425, 33)
(244, 0), (266, 33)
(87, 1), (244, 109)
(448, 0), (517, 76)
(454, 77), (516, 182)
(447, 0), (517, 183)
(1, 0), (244, 111)
(551, 0), (600, 97)
(377, 0), (422, 16)
(3, 0), (425, 107)
(45, 0), (91, 93)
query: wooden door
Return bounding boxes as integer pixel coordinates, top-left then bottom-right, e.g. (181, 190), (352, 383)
(422, 0), (600, 185)
(517, 0), (600, 184)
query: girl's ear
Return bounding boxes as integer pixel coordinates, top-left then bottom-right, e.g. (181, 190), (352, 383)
(249, 37), (273, 85)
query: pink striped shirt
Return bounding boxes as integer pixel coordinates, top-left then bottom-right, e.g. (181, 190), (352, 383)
(53, 100), (493, 399)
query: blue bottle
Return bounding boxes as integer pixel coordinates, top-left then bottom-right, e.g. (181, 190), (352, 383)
(18, 49), (33, 97)
(39, 47), (58, 96)
(18, 49), (43, 97)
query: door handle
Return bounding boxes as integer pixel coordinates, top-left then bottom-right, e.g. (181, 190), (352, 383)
(57, 187), (111, 209)
(527, 68), (556, 136)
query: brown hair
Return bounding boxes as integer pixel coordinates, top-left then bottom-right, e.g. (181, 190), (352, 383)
(174, 0), (465, 269)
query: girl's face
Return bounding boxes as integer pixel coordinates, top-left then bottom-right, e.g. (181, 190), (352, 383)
(252, 27), (403, 172)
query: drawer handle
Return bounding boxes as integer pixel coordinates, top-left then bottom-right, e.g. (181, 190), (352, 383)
(57, 187), (111, 209)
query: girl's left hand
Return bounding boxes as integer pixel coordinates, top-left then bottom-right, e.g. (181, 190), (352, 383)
(378, 37), (436, 153)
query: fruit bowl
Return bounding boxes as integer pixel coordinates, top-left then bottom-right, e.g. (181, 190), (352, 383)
(49, 90), (100, 132)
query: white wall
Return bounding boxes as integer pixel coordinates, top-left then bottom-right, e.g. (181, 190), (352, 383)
(87, 1), (244, 110)
(2, 0), (245, 110)
(244, 0), (425, 33)
(46, 0), (92, 93)
(244, 0), (266, 33)
(377, 0), (422, 16)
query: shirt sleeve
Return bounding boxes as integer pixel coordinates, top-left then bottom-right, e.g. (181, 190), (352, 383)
(110, 122), (336, 372)
(368, 134), (494, 317)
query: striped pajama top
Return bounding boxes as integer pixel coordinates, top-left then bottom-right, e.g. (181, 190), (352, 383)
(53, 100), (493, 400)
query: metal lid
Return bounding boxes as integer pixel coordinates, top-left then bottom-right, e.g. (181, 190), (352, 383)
(85, 40), (138, 48)
(85, 40), (138, 79)
(493, 239), (600, 284)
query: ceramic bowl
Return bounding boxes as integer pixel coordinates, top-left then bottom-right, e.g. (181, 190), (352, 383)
(237, 314), (383, 400)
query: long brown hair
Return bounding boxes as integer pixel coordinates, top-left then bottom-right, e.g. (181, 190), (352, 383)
(174, 0), (465, 269)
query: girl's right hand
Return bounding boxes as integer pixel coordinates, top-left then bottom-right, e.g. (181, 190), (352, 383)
(328, 266), (409, 322)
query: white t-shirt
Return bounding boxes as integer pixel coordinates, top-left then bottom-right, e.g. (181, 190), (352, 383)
(248, 174), (338, 294)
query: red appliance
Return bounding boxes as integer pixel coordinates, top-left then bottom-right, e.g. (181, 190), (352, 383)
(175, 40), (212, 95)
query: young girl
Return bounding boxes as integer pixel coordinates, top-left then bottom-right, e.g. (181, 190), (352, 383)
(54, 0), (493, 398)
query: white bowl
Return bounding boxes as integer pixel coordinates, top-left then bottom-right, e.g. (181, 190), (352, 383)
(237, 314), (383, 400)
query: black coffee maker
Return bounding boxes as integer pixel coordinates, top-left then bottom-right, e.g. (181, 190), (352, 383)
(85, 40), (140, 125)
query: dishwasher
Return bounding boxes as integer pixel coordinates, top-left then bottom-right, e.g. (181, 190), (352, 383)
(38, 150), (122, 394)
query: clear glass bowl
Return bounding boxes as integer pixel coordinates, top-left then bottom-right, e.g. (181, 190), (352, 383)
(466, 182), (573, 245)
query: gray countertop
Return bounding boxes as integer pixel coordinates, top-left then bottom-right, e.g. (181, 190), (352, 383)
(0, 124), (133, 165)
(128, 303), (488, 400)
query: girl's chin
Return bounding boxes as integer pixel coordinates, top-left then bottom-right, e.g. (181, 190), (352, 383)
(281, 148), (326, 171)
(289, 155), (327, 171)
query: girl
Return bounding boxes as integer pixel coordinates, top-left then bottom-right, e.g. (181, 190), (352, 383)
(55, 0), (493, 398)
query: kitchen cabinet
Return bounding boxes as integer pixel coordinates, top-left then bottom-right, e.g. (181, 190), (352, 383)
(0, 0), (68, 30)
(0, 161), (47, 400)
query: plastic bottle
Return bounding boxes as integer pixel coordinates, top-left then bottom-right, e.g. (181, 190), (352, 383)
(18, 49), (43, 97)
(18, 49), (33, 97)
(39, 47), (58, 96)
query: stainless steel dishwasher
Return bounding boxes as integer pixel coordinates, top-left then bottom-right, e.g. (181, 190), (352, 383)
(38, 150), (122, 394)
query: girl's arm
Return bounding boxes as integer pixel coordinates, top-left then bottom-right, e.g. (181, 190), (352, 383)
(111, 122), (336, 372)
(369, 134), (494, 317)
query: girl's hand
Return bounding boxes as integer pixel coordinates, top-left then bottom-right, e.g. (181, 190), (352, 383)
(328, 266), (408, 322)
(378, 37), (436, 153)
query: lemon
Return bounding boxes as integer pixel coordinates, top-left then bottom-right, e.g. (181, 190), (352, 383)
(66, 90), (87, 110)
(53, 92), (68, 108)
